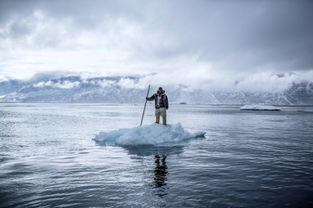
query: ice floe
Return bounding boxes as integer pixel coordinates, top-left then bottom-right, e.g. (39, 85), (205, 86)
(240, 104), (281, 111)
(93, 123), (205, 146)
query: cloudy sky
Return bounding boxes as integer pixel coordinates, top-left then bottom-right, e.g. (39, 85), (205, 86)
(0, 0), (313, 91)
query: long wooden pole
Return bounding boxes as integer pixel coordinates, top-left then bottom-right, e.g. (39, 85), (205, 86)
(140, 84), (150, 126)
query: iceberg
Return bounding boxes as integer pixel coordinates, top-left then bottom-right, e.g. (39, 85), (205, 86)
(93, 123), (205, 146)
(240, 104), (281, 111)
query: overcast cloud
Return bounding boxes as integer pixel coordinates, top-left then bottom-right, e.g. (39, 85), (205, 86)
(0, 0), (313, 91)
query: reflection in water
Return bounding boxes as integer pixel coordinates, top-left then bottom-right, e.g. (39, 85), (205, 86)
(119, 145), (175, 199)
(97, 145), (180, 200)
(122, 145), (183, 157)
(154, 154), (168, 191)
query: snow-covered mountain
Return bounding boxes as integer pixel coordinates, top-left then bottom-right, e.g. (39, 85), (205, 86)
(0, 74), (312, 104)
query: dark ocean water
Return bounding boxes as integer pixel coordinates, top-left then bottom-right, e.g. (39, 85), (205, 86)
(0, 103), (313, 208)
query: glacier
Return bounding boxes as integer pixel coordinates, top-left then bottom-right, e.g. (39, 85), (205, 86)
(93, 123), (205, 146)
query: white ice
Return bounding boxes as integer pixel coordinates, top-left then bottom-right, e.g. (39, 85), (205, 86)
(93, 123), (205, 146)
(240, 104), (281, 111)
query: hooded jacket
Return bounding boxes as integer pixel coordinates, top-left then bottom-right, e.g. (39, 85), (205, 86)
(147, 90), (169, 109)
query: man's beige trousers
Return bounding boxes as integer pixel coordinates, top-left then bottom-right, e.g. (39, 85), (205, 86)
(155, 107), (167, 125)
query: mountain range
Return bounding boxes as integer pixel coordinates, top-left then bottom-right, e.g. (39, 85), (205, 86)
(0, 74), (312, 105)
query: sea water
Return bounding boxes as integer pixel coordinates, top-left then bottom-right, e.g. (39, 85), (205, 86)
(0, 103), (313, 208)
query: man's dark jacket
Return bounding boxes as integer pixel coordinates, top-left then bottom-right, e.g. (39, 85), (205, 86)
(147, 93), (169, 109)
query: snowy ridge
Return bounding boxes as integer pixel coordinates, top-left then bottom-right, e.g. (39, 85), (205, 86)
(93, 123), (205, 146)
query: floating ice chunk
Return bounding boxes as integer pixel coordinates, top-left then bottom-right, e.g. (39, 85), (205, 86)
(93, 123), (205, 146)
(240, 104), (281, 111)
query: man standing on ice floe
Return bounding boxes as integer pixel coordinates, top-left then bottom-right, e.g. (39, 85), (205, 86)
(146, 87), (169, 125)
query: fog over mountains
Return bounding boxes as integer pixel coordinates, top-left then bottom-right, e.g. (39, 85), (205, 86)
(0, 73), (312, 105)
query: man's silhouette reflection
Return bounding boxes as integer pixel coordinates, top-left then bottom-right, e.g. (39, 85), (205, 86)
(154, 154), (168, 191)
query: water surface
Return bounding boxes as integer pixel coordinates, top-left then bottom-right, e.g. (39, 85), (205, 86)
(0, 103), (313, 207)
